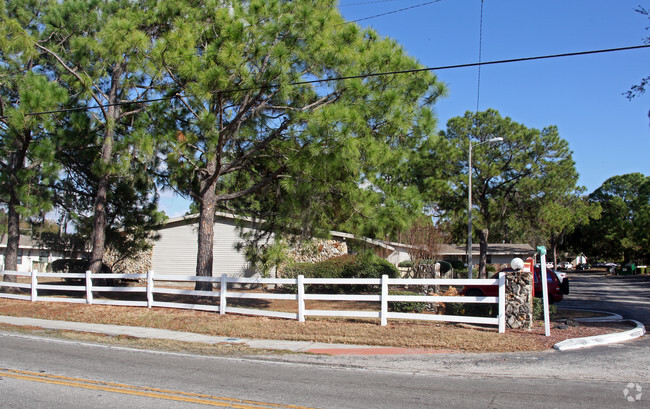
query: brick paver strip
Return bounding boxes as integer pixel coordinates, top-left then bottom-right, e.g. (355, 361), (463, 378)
(307, 347), (457, 355)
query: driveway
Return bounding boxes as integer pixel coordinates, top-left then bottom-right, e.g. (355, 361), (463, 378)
(557, 271), (650, 325)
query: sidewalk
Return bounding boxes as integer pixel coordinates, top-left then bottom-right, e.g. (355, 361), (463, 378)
(0, 314), (644, 355)
(0, 315), (436, 355)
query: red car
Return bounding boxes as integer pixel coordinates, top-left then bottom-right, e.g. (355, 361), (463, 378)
(461, 267), (566, 303)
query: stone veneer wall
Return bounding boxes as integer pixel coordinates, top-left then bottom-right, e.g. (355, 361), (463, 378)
(103, 246), (153, 275)
(505, 270), (533, 329)
(286, 238), (348, 264)
(274, 237), (348, 277)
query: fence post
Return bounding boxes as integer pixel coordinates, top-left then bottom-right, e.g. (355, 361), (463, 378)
(85, 270), (93, 304)
(31, 270), (37, 302)
(380, 274), (388, 326)
(146, 270), (154, 308)
(219, 274), (227, 315)
(498, 271), (506, 333)
(297, 275), (305, 322)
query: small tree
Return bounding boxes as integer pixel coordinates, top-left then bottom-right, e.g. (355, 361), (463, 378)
(399, 218), (443, 279)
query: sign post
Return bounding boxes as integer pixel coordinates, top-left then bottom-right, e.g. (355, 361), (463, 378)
(537, 246), (551, 336)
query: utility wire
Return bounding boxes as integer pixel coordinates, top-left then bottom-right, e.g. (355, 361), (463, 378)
(4, 44), (649, 119)
(339, 0), (403, 7)
(345, 0), (442, 24)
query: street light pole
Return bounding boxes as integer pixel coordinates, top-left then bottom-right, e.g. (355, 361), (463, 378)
(467, 137), (503, 279)
(467, 141), (473, 279)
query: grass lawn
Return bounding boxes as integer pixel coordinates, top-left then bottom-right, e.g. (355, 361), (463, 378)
(0, 297), (632, 355)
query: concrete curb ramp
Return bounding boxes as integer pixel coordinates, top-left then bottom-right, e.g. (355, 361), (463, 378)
(553, 309), (646, 351)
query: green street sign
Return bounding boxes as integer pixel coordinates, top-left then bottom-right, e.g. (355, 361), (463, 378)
(537, 246), (547, 255)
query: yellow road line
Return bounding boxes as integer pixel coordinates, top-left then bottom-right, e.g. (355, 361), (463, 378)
(0, 368), (314, 409)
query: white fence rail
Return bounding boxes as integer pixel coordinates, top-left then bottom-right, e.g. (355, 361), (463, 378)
(0, 270), (506, 332)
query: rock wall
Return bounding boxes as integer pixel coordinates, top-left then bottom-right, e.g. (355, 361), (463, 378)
(505, 270), (533, 329)
(103, 246), (153, 276)
(284, 238), (348, 264)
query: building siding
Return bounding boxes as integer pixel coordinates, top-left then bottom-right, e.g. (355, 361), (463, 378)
(152, 216), (257, 277)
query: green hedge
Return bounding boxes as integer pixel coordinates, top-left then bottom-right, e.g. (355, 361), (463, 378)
(51, 258), (112, 283)
(283, 254), (399, 293)
(446, 259), (465, 271)
(444, 302), (496, 318)
(388, 291), (426, 313)
(437, 260), (451, 274)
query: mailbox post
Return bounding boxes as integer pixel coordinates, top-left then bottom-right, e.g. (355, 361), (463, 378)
(537, 246), (551, 336)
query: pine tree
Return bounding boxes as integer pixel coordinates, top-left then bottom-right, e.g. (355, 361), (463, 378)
(34, 0), (164, 272)
(421, 109), (578, 278)
(150, 0), (445, 289)
(0, 2), (66, 282)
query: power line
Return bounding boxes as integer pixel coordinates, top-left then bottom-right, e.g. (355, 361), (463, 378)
(294, 44), (650, 85)
(339, 0), (403, 7)
(4, 44), (649, 119)
(345, 1), (442, 24)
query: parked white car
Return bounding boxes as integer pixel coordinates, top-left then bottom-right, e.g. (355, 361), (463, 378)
(553, 270), (567, 283)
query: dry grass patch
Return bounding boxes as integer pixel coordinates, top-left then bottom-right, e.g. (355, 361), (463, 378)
(0, 299), (630, 353)
(0, 323), (289, 356)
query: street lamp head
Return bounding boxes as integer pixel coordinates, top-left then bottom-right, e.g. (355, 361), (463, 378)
(471, 137), (504, 148)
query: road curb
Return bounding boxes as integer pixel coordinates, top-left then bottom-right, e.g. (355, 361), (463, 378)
(557, 307), (623, 322)
(1, 314), (644, 355)
(553, 319), (646, 351)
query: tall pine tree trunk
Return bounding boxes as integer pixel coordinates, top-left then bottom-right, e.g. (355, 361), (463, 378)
(89, 174), (110, 274)
(479, 228), (489, 279)
(3, 143), (27, 290)
(195, 157), (219, 292)
(88, 66), (121, 274)
(2, 198), (21, 289)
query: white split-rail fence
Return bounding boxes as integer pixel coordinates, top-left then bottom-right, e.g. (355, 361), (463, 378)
(0, 270), (506, 333)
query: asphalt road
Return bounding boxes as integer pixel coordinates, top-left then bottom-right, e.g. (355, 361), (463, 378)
(557, 271), (650, 325)
(0, 270), (647, 408)
(0, 332), (648, 409)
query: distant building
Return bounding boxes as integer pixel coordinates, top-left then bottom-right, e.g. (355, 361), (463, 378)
(151, 213), (536, 278)
(378, 242), (535, 268)
(151, 213), (353, 277)
(0, 235), (66, 272)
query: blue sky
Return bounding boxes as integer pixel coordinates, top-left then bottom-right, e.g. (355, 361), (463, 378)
(158, 0), (650, 218)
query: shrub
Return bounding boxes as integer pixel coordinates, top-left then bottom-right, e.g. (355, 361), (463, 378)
(283, 253), (399, 293)
(398, 260), (413, 268)
(443, 302), (496, 317)
(51, 259), (113, 284)
(438, 260), (452, 274)
(533, 297), (558, 319)
(388, 291), (426, 313)
(447, 259), (465, 271)
(486, 264), (496, 273)
(439, 286), (497, 317)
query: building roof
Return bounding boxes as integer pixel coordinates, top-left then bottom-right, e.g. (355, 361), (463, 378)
(160, 212), (398, 251)
(437, 243), (535, 256)
(161, 213), (534, 256)
(0, 235), (42, 249)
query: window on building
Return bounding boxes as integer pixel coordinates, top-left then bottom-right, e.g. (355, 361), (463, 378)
(17, 250), (23, 265)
